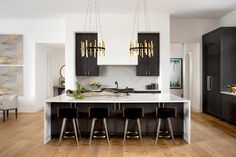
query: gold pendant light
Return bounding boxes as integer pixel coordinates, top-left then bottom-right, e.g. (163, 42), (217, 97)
(130, 0), (154, 58)
(81, 0), (105, 58)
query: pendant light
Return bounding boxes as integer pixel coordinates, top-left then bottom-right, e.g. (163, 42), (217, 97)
(130, 0), (154, 58)
(81, 0), (105, 58)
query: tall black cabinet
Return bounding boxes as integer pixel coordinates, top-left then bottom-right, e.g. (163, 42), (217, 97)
(202, 27), (236, 120)
(75, 33), (99, 76)
(137, 33), (160, 76)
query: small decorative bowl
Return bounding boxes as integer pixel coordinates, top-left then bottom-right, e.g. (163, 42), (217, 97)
(89, 82), (101, 91)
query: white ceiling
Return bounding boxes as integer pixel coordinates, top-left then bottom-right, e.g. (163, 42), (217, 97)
(0, 0), (236, 19)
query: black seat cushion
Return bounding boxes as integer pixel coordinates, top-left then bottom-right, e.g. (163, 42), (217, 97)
(124, 108), (143, 119)
(89, 108), (109, 118)
(57, 107), (78, 119)
(156, 107), (176, 118)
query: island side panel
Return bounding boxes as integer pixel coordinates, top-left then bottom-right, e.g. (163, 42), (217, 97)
(44, 102), (51, 144)
(183, 101), (191, 144)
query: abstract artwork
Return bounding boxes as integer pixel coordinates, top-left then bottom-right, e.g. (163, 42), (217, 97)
(0, 66), (23, 95)
(0, 34), (23, 95)
(170, 58), (182, 89)
(0, 35), (23, 64)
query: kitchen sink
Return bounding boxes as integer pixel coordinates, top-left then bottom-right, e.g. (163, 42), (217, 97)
(101, 88), (134, 93)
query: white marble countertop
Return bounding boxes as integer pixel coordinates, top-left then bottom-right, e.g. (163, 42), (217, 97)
(46, 93), (190, 103)
(221, 91), (236, 96)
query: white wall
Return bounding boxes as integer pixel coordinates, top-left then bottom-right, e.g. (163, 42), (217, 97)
(171, 18), (219, 43)
(219, 9), (236, 26)
(35, 44), (65, 108)
(0, 19), (65, 112)
(65, 13), (170, 93)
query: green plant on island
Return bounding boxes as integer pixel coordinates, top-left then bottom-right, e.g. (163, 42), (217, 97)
(66, 82), (91, 99)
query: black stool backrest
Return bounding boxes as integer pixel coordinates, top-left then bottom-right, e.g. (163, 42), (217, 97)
(89, 107), (109, 118)
(123, 107), (144, 119)
(156, 107), (177, 118)
(57, 107), (78, 119)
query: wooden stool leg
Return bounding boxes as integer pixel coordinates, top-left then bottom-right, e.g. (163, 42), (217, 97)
(167, 118), (175, 146)
(58, 118), (67, 145)
(103, 118), (110, 146)
(76, 118), (81, 139)
(123, 119), (129, 146)
(155, 118), (161, 146)
(89, 118), (96, 145)
(72, 119), (79, 146)
(7, 110), (9, 118)
(137, 118), (143, 145)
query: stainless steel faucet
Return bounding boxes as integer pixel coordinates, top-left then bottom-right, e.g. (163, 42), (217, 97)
(115, 81), (118, 90)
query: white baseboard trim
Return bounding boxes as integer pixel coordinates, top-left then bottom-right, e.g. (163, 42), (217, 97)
(18, 105), (43, 113)
(191, 106), (201, 112)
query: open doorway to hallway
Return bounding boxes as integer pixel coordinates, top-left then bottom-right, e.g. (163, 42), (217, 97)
(170, 43), (201, 112)
(35, 43), (65, 107)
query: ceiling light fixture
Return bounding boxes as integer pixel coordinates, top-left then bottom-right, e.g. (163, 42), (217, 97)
(130, 0), (154, 58)
(81, 0), (105, 58)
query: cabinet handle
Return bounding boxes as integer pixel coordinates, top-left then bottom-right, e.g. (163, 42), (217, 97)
(149, 70), (151, 76)
(146, 70), (147, 76)
(88, 70), (90, 76)
(207, 76), (212, 91)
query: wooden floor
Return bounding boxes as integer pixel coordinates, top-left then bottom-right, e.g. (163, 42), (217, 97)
(0, 111), (235, 157)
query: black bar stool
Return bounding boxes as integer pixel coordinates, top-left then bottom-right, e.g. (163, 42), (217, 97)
(89, 107), (110, 146)
(57, 107), (81, 146)
(155, 107), (177, 146)
(123, 107), (144, 145)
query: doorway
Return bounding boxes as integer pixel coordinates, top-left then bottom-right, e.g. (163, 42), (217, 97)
(170, 43), (201, 112)
(35, 43), (65, 107)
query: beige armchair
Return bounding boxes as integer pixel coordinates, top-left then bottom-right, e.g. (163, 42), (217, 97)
(0, 95), (18, 122)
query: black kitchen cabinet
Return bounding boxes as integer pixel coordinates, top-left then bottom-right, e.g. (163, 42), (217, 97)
(202, 27), (236, 120)
(137, 33), (160, 76)
(75, 33), (99, 76)
(221, 94), (236, 125)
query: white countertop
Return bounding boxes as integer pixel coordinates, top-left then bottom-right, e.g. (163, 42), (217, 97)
(46, 93), (190, 103)
(221, 91), (236, 96)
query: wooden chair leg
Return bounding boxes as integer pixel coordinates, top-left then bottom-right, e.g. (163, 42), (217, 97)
(15, 108), (18, 119)
(3, 110), (5, 122)
(7, 110), (9, 118)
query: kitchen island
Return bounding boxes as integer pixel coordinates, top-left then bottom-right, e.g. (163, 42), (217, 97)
(44, 93), (191, 144)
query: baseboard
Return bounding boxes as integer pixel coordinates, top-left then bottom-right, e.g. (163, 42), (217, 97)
(18, 105), (43, 113)
(191, 106), (201, 112)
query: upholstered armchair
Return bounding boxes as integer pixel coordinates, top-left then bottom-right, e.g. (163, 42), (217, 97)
(0, 95), (18, 122)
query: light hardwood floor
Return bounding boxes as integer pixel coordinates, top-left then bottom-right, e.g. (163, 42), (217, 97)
(0, 111), (235, 157)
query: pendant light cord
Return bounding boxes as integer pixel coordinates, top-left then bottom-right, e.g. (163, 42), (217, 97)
(131, 0), (140, 41)
(96, 0), (103, 40)
(143, 0), (150, 32)
(83, 0), (90, 32)
(83, 0), (103, 40)
(131, 0), (151, 41)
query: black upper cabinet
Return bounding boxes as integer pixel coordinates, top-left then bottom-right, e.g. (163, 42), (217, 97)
(137, 33), (160, 76)
(75, 33), (99, 76)
(202, 27), (236, 119)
